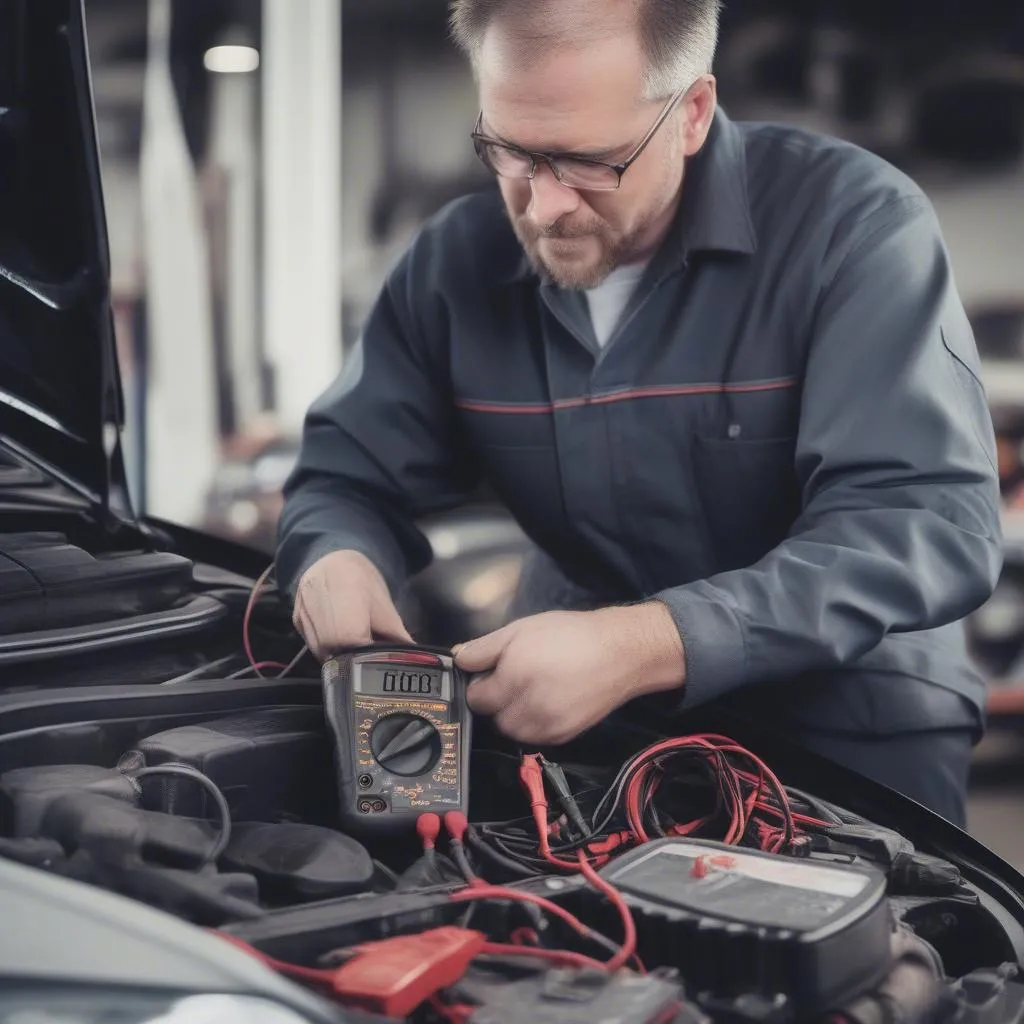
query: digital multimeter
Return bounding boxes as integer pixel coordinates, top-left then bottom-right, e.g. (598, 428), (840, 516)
(322, 644), (472, 835)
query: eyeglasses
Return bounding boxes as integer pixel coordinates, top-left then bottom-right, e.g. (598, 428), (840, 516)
(471, 88), (686, 192)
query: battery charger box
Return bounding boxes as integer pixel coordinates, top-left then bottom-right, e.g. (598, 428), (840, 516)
(599, 837), (892, 1017)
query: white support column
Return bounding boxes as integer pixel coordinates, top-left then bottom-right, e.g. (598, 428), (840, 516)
(139, 0), (220, 524)
(261, 0), (343, 434)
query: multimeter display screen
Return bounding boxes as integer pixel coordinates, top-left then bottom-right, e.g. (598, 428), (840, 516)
(360, 664), (444, 698)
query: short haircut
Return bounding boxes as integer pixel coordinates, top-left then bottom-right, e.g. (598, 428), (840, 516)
(449, 0), (722, 100)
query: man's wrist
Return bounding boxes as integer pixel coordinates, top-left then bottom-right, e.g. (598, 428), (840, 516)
(598, 601), (686, 697)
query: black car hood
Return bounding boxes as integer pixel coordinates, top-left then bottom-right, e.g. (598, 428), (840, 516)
(0, 0), (131, 520)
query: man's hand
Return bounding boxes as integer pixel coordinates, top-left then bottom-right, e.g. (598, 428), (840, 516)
(455, 603), (685, 746)
(293, 549), (413, 660)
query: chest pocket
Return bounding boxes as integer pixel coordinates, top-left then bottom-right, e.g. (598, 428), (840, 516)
(692, 434), (802, 572)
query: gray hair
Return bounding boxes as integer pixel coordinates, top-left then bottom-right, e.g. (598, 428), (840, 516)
(449, 0), (722, 101)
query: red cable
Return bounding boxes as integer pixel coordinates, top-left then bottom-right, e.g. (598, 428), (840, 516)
(243, 564), (276, 677)
(620, 735), (805, 850)
(520, 754), (599, 870)
(214, 932), (335, 988)
(481, 942), (607, 971)
(515, 754), (641, 972)
(248, 660), (289, 674)
(576, 851), (637, 972)
(623, 742), (746, 843)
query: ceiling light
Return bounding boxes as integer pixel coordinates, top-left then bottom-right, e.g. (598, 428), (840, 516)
(203, 45), (260, 74)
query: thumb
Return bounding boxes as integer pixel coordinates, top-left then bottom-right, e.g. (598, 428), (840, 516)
(454, 623), (516, 672)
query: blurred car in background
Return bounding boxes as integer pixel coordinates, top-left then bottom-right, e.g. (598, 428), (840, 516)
(200, 430), (292, 554)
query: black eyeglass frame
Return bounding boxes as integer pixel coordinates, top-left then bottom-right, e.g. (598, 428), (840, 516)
(471, 87), (688, 191)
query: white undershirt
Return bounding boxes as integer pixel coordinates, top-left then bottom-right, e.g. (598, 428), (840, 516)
(584, 261), (649, 349)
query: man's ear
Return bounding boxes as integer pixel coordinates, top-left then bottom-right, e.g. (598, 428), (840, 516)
(681, 75), (717, 157)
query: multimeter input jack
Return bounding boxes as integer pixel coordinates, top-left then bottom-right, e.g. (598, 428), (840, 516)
(358, 774), (373, 789)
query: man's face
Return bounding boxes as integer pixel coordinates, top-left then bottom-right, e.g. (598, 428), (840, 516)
(476, 24), (712, 289)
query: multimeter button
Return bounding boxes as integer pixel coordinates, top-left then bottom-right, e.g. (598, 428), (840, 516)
(370, 713), (443, 777)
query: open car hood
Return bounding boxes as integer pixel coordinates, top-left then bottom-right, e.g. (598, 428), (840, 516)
(0, 0), (131, 520)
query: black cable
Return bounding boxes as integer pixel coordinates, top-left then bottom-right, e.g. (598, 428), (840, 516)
(785, 788), (844, 827)
(126, 762), (232, 864)
(372, 858), (400, 888)
(161, 654), (244, 685)
(493, 835), (548, 869)
(451, 842), (477, 884)
(639, 768), (664, 838)
(227, 664), (265, 679)
(276, 645), (309, 678)
(465, 827), (537, 878)
(480, 739), (806, 875)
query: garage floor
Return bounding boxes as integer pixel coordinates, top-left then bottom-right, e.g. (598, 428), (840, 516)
(968, 730), (1024, 870)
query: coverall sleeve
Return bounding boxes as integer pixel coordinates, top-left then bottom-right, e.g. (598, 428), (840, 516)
(657, 196), (1003, 709)
(276, 246), (479, 599)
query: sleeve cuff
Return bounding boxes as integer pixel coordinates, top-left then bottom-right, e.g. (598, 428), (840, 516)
(277, 528), (407, 604)
(654, 581), (749, 710)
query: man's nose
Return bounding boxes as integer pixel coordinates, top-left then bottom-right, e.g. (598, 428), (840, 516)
(527, 162), (581, 227)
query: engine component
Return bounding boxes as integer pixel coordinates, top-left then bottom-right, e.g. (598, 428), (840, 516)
(62, 853), (264, 927)
(0, 533), (194, 633)
(40, 791), (219, 869)
(466, 967), (701, 1024)
(949, 964), (1024, 1024)
(809, 823), (914, 866)
(833, 926), (954, 1024)
(598, 837), (892, 1018)
(0, 836), (66, 869)
(220, 822), (374, 902)
(889, 851), (965, 897)
(0, 764), (138, 838)
(221, 875), (590, 965)
(134, 707), (332, 824)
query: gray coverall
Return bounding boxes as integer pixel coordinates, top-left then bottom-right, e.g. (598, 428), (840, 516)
(278, 110), (1003, 826)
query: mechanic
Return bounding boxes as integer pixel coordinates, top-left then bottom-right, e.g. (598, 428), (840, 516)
(277, 0), (1003, 827)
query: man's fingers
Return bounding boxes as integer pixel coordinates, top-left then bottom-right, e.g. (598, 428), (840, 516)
(370, 595), (414, 644)
(465, 671), (507, 717)
(455, 624), (515, 672)
(293, 606), (325, 662)
(296, 592), (372, 659)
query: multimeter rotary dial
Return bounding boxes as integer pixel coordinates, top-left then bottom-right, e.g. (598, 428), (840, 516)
(370, 712), (444, 777)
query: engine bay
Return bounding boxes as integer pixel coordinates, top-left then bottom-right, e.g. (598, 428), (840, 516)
(0, 530), (1023, 1024)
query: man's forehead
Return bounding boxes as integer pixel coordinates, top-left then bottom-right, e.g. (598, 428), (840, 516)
(477, 15), (644, 81)
(476, 26), (648, 151)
